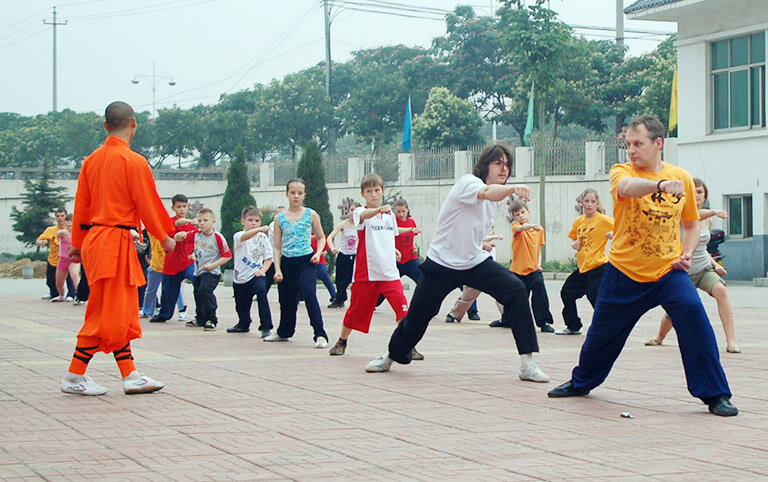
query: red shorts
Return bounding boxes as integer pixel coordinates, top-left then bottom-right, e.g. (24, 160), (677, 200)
(342, 280), (408, 333)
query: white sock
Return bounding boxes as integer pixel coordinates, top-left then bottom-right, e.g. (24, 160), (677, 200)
(64, 372), (84, 383)
(123, 370), (141, 381)
(520, 353), (533, 369)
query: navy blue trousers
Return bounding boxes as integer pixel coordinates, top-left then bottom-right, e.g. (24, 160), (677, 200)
(159, 264), (194, 320)
(233, 276), (272, 331)
(571, 264), (731, 402)
(333, 253), (355, 303)
(276, 254), (327, 340)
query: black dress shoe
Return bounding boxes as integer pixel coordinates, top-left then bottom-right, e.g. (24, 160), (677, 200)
(467, 311), (481, 321)
(488, 319), (511, 328)
(445, 314), (458, 323)
(707, 395), (739, 416)
(548, 380), (588, 398)
(540, 324), (555, 333)
(149, 315), (167, 323)
(226, 326), (249, 333)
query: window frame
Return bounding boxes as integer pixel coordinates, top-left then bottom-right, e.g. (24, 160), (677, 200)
(710, 31), (766, 133)
(725, 194), (753, 239)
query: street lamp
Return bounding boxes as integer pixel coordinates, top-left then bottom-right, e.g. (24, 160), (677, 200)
(131, 62), (176, 118)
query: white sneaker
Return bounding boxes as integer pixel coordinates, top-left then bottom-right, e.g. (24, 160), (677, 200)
(519, 362), (550, 383)
(314, 336), (328, 348)
(61, 375), (108, 396)
(178, 312), (188, 321)
(263, 333), (290, 342)
(365, 354), (393, 373)
(123, 374), (164, 394)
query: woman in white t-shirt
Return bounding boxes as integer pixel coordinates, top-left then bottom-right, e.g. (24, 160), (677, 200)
(365, 145), (550, 383)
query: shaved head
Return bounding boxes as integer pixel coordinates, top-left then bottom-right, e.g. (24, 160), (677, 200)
(104, 101), (135, 131)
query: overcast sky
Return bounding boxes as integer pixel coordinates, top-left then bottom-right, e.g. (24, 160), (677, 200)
(0, 0), (675, 117)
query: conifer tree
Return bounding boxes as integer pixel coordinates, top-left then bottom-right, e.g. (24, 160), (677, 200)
(10, 158), (69, 248)
(297, 140), (333, 234)
(220, 146), (257, 245)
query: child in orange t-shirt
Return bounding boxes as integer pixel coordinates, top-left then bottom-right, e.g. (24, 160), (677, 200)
(509, 200), (554, 333)
(557, 189), (613, 335)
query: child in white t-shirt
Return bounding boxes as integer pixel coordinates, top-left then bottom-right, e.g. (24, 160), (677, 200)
(227, 206), (273, 337)
(328, 174), (421, 360)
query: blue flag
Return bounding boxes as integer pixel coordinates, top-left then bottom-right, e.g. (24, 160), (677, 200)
(402, 95), (412, 152)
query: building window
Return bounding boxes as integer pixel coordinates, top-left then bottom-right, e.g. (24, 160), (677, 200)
(711, 32), (766, 131)
(727, 195), (753, 238)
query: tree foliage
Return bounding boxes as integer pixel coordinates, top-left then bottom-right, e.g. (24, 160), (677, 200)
(220, 146), (257, 245)
(296, 140), (333, 235)
(10, 158), (70, 247)
(413, 87), (484, 149)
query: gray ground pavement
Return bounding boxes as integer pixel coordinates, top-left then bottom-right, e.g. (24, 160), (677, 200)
(1, 276), (767, 481)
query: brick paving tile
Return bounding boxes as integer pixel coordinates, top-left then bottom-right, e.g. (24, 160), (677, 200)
(1, 278), (767, 480)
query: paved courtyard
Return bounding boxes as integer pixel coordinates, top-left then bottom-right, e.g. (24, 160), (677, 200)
(1, 277), (767, 481)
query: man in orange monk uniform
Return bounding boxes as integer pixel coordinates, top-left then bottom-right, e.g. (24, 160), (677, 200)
(61, 101), (176, 396)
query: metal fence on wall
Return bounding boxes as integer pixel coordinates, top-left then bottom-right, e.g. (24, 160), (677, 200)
(530, 138), (586, 176)
(412, 147), (455, 180)
(600, 138), (627, 173)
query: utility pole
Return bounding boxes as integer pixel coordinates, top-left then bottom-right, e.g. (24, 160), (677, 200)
(43, 6), (67, 112)
(615, 0), (625, 47)
(324, 0), (336, 154)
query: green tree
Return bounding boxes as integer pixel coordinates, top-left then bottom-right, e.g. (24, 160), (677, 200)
(220, 146), (257, 245)
(297, 140), (333, 234)
(153, 107), (202, 168)
(413, 87), (484, 149)
(10, 158), (70, 247)
(56, 110), (105, 167)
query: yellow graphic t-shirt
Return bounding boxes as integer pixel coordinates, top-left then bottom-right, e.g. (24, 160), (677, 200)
(568, 212), (614, 273)
(38, 225), (60, 265)
(608, 162), (699, 282)
(510, 223), (545, 276)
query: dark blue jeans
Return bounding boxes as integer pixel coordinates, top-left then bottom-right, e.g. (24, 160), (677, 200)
(514, 271), (554, 327)
(233, 276), (272, 331)
(388, 257), (539, 364)
(317, 264), (336, 302)
(571, 264), (731, 403)
(159, 264), (194, 320)
(276, 254), (327, 341)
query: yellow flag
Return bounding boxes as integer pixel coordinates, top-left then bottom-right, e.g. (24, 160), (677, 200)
(668, 66), (678, 133)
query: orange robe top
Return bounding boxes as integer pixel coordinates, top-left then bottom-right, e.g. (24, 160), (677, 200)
(72, 136), (174, 352)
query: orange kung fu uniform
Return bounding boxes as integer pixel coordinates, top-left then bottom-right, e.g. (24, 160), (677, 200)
(71, 136), (174, 354)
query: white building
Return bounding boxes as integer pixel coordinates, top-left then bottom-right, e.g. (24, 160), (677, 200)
(626, 0), (768, 280)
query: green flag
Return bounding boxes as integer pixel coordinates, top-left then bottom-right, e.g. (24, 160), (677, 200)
(523, 80), (535, 145)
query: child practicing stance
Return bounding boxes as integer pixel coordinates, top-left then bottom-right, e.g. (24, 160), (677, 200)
(326, 201), (361, 308)
(228, 206), (273, 337)
(54, 214), (81, 302)
(150, 194), (197, 323)
(557, 189), (613, 335)
(329, 174), (422, 359)
(509, 200), (555, 333)
(311, 233), (337, 303)
(266, 179), (329, 347)
(645, 178), (739, 353)
(190, 208), (232, 330)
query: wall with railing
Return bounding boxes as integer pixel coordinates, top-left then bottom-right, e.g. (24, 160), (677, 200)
(2, 140), (680, 269)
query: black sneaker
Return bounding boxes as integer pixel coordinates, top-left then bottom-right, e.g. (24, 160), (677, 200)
(149, 315), (167, 323)
(540, 324), (555, 333)
(327, 301), (345, 308)
(467, 311), (481, 321)
(445, 314), (458, 323)
(707, 395), (739, 417)
(203, 320), (216, 331)
(185, 319), (202, 327)
(226, 325), (249, 333)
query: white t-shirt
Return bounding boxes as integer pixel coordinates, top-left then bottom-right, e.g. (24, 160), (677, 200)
(427, 174), (502, 270)
(353, 206), (399, 282)
(337, 224), (359, 255)
(233, 231), (273, 284)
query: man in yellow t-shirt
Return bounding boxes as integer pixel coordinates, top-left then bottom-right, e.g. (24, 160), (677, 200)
(548, 115), (737, 417)
(36, 207), (75, 300)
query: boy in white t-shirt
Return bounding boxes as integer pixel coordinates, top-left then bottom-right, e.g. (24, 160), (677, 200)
(227, 206), (273, 337)
(328, 174), (422, 360)
(365, 145), (548, 383)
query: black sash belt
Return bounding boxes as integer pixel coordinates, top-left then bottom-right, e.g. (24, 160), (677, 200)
(80, 224), (136, 231)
